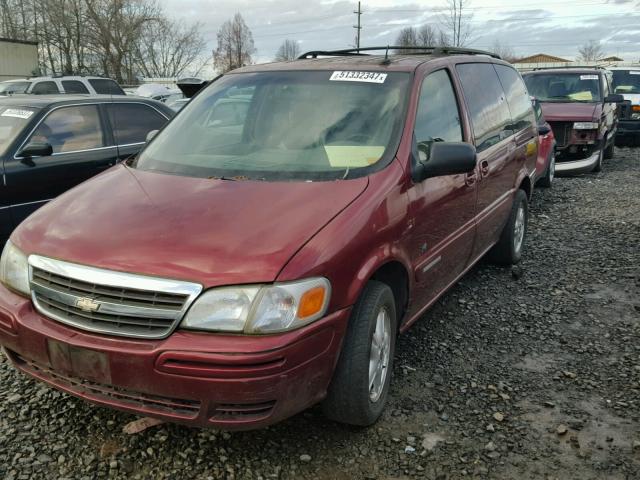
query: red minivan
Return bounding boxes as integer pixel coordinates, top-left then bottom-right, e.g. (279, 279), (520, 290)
(0, 47), (538, 430)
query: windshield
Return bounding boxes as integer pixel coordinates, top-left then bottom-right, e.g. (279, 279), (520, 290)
(524, 73), (602, 102)
(0, 81), (30, 95)
(612, 70), (640, 94)
(135, 71), (410, 181)
(0, 106), (36, 155)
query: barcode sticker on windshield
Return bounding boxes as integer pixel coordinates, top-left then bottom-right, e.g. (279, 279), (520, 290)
(580, 75), (598, 80)
(1, 108), (33, 119)
(630, 71), (640, 75)
(330, 71), (388, 83)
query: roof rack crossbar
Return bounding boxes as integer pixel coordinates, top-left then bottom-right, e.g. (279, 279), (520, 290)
(531, 65), (608, 71)
(298, 46), (501, 60)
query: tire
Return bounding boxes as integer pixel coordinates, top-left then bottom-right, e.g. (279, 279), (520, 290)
(603, 135), (614, 159)
(538, 150), (555, 188)
(592, 145), (604, 172)
(489, 189), (528, 265)
(322, 281), (397, 426)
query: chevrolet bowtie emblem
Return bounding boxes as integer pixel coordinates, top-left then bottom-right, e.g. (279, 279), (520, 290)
(75, 297), (100, 312)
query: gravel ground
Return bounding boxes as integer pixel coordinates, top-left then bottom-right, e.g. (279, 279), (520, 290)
(1, 147), (639, 480)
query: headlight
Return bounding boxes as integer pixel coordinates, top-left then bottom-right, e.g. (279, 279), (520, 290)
(181, 277), (331, 334)
(0, 240), (30, 296)
(573, 122), (599, 130)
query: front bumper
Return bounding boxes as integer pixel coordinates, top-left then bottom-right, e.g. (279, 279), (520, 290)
(555, 150), (601, 174)
(615, 120), (640, 143)
(0, 285), (350, 430)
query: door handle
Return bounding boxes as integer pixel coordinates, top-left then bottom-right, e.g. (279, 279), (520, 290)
(465, 171), (477, 186)
(480, 160), (490, 176)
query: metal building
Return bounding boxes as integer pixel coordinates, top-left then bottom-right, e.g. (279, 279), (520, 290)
(0, 38), (38, 81)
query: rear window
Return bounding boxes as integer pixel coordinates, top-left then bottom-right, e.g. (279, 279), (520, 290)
(0, 81), (30, 94)
(62, 80), (90, 94)
(88, 79), (125, 95)
(107, 104), (168, 145)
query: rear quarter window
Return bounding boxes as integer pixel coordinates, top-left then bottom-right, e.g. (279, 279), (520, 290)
(88, 79), (125, 95)
(456, 63), (512, 152)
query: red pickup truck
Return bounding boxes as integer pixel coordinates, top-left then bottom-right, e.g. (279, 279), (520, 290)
(523, 68), (623, 174)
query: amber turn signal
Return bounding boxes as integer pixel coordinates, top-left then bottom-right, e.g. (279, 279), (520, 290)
(632, 105), (640, 112)
(297, 286), (327, 319)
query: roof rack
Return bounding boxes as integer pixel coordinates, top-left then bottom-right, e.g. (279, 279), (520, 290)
(298, 46), (501, 60)
(532, 65), (607, 71)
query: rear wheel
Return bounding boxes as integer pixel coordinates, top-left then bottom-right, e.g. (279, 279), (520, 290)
(322, 281), (397, 426)
(538, 150), (555, 188)
(489, 189), (528, 265)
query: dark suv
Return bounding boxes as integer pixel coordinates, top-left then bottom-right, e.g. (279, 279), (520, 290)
(523, 68), (623, 174)
(0, 47), (538, 430)
(0, 95), (174, 238)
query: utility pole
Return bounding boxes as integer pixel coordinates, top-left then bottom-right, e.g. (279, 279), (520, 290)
(353, 1), (363, 50)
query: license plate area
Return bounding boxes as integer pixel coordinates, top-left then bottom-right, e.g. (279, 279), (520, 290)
(47, 339), (111, 384)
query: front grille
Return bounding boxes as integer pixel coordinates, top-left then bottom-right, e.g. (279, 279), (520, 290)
(29, 256), (202, 339)
(549, 121), (572, 147)
(9, 351), (201, 418)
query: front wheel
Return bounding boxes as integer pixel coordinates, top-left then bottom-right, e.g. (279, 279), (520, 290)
(322, 281), (397, 426)
(489, 189), (528, 265)
(603, 135), (614, 159)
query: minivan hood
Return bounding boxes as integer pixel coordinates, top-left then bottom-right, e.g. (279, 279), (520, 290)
(540, 102), (601, 122)
(13, 165), (368, 287)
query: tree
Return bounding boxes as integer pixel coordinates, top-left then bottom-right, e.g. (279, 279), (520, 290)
(274, 39), (300, 61)
(440, 0), (474, 47)
(394, 24), (447, 53)
(133, 18), (208, 78)
(491, 39), (517, 63)
(577, 40), (605, 62)
(213, 13), (256, 73)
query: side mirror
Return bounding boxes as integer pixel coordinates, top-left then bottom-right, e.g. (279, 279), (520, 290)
(538, 124), (551, 136)
(413, 142), (477, 182)
(146, 130), (159, 142)
(604, 94), (624, 103)
(17, 141), (53, 159)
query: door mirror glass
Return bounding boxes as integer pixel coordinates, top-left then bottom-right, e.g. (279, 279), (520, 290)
(538, 124), (551, 136)
(146, 129), (159, 142)
(604, 94), (624, 103)
(17, 141), (53, 158)
(414, 142), (477, 182)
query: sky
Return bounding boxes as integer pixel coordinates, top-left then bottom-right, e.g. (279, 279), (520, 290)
(161, 0), (640, 74)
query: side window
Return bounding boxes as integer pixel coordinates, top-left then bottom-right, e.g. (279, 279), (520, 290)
(603, 74), (611, 97)
(29, 105), (105, 154)
(414, 69), (463, 161)
(31, 81), (59, 95)
(494, 65), (535, 133)
(62, 80), (89, 94)
(107, 104), (168, 145)
(456, 63), (512, 152)
(88, 79), (125, 95)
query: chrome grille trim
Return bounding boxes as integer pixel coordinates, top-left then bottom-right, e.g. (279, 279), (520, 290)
(28, 255), (202, 339)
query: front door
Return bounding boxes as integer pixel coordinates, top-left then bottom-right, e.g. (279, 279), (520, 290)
(406, 68), (477, 320)
(3, 104), (117, 225)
